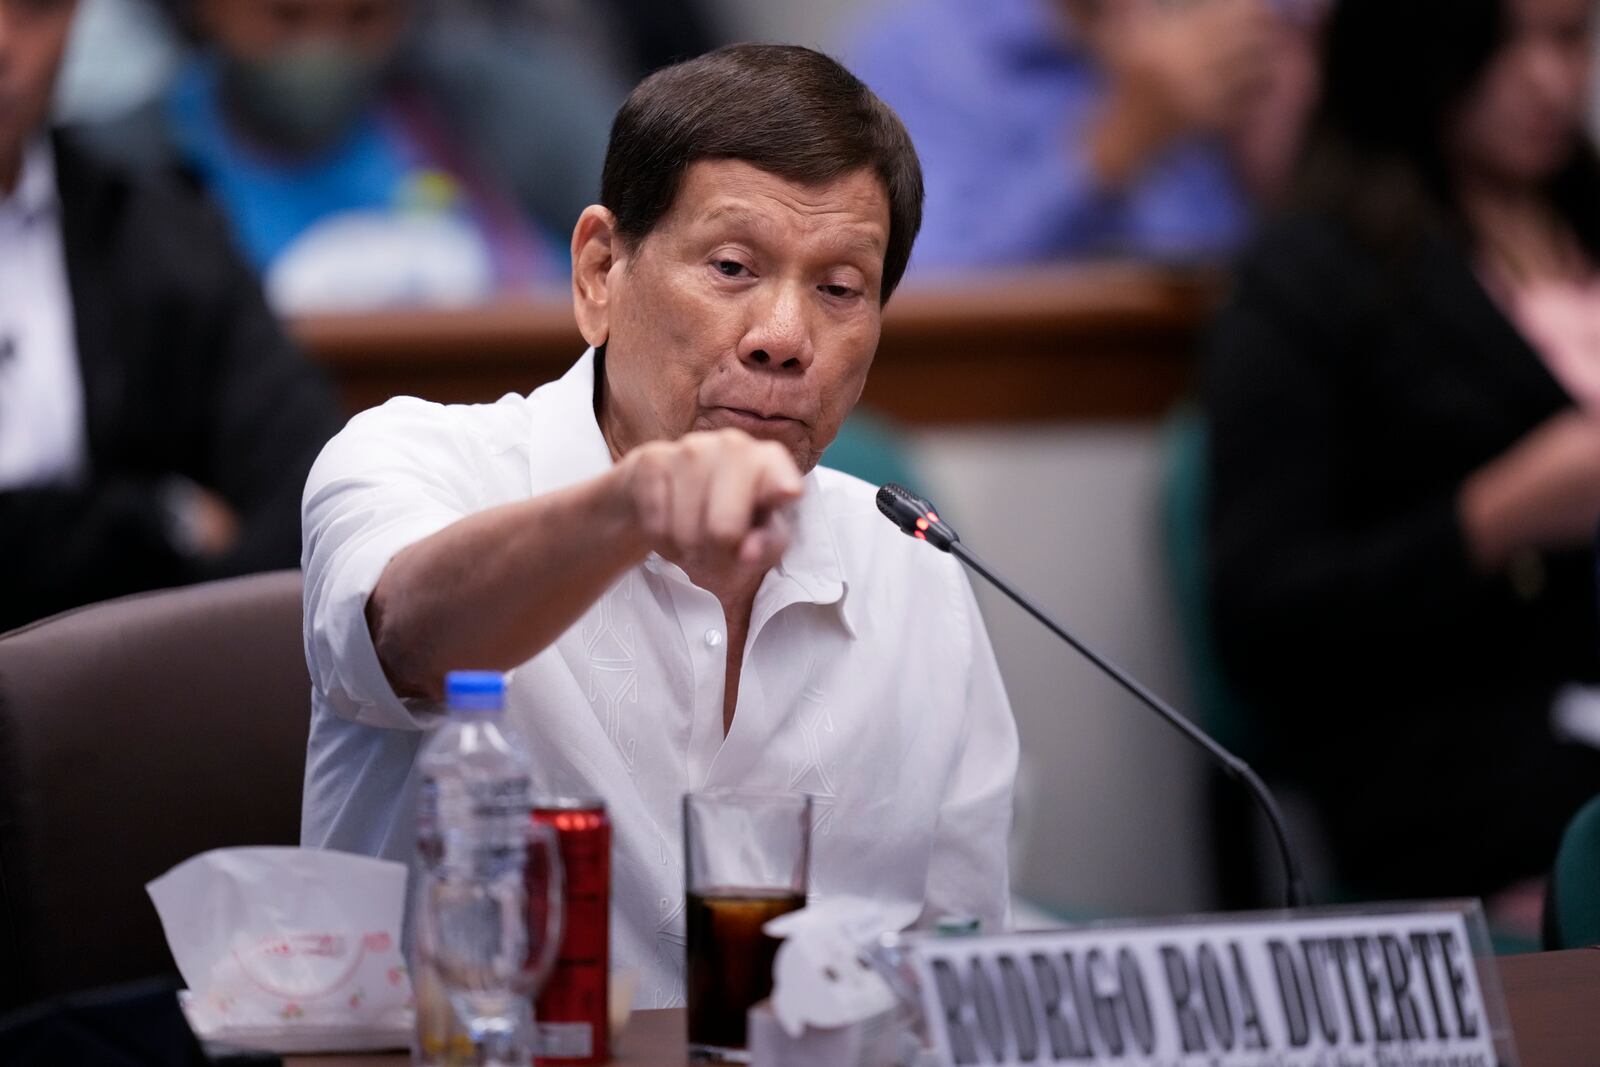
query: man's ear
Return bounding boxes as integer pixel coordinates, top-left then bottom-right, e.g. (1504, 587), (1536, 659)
(572, 205), (623, 350)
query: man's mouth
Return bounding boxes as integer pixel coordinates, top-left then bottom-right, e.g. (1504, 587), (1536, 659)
(723, 406), (795, 423)
(704, 406), (807, 436)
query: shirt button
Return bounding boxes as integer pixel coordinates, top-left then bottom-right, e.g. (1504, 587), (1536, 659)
(704, 628), (724, 649)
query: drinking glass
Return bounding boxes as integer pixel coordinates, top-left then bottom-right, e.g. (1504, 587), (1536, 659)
(684, 789), (812, 1062)
(418, 820), (564, 1067)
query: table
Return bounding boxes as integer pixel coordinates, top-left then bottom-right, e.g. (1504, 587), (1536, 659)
(290, 947), (1600, 1066)
(287, 1008), (683, 1066)
(1496, 946), (1600, 1066)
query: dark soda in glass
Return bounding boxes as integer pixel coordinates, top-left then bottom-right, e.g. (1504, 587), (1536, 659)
(685, 886), (807, 1056)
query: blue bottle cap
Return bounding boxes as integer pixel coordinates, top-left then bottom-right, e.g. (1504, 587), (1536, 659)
(445, 670), (506, 712)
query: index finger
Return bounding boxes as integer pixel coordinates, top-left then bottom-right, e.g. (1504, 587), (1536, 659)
(752, 442), (805, 506)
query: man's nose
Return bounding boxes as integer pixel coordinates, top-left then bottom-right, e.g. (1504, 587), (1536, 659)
(738, 281), (814, 373)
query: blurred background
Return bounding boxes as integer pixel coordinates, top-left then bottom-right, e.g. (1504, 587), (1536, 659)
(11, 0), (1600, 953)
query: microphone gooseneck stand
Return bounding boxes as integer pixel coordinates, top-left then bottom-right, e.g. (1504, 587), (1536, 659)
(875, 483), (1310, 910)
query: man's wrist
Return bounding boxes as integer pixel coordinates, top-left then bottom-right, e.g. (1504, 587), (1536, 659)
(582, 462), (655, 564)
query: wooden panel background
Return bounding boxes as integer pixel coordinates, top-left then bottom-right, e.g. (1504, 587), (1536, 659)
(292, 265), (1220, 424)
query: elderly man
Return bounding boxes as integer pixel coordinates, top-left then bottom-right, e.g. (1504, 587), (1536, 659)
(301, 44), (1018, 1007)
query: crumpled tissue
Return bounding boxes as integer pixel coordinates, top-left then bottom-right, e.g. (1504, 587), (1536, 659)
(747, 899), (903, 1067)
(146, 847), (414, 1053)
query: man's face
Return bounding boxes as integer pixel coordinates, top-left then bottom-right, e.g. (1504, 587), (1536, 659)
(199, 0), (407, 61)
(595, 160), (891, 473)
(0, 0), (77, 184)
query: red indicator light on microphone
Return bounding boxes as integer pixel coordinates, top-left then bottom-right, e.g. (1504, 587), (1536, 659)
(915, 517), (929, 531)
(914, 530), (927, 540)
(927, 512), (940, 523)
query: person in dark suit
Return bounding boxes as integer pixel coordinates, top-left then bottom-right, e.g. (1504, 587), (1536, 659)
(1205, 0), (1600, 906)
(0, 0), (341, 633)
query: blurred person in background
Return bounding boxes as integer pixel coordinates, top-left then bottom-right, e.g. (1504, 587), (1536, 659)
(1206, 0), (1600, 917)
(0, 0), (340, 632)
(851, 0), (1325, 272)
(452, 0), (722, 80)
(50, 0), (184, 124)
(90, 0), (623, 312)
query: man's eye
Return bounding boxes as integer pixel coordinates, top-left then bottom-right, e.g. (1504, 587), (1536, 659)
(714, 260), (748, 277)
(821, 284), (857, 299)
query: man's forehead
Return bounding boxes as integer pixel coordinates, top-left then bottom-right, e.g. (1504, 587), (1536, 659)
(670, 159), (890, 248)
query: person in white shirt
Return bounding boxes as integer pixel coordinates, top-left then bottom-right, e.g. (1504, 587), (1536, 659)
(301, 43), (1019, 1007)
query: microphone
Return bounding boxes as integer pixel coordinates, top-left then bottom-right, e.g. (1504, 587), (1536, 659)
(876, 482), (960, 550)
(876, 483), (1310, 910)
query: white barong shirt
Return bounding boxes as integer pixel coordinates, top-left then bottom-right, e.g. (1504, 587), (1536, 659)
(300, 349), (1018, 1007)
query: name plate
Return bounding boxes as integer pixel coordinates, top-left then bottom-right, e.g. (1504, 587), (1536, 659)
(905, 901), (1514, 1067)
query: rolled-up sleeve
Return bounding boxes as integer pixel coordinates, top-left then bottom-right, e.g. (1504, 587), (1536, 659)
(301, 398), (485, 731)
(921, 569), (1019, 931)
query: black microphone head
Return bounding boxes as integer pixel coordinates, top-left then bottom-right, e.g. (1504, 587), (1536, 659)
(876, 483), (960, 551)
(875, 482), (915, 523)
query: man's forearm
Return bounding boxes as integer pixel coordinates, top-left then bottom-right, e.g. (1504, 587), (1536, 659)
(367, 466), (646, 700)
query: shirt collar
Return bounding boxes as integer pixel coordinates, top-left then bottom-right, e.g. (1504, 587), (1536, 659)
(530, 348), (856, 637)
(772, 475), (856, 638)
(1, 136), (59, 225)
(523, 347), (617, 494)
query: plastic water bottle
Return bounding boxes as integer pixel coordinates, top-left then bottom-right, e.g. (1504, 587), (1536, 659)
(414, 670), (545, 1067)
(417, 671), (531, 876)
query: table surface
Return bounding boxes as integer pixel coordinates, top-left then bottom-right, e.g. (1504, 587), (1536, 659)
(288, 946), (1600, 1067)
(286, 1007), (683, 1067)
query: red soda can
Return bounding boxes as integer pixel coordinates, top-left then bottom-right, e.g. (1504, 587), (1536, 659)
(533, 797), (611, 1065)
